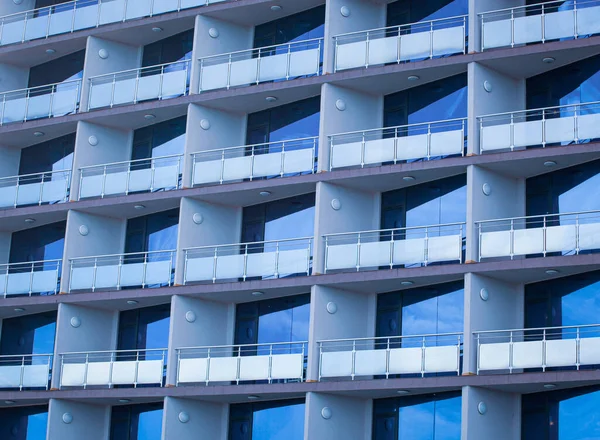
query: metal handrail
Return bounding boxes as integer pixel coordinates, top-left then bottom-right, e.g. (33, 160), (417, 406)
(199, 37), (324, 62)
(0, 353), (54, 360)
(178, 341), (308, 351)
(70, 249), (176, 262)
(79, 153), (183, 170)
(0, 353), (53, 391)
(61, 347), (167, 357)
(0, 168), (71, 183)
(474, 323), (600, 335)
(191, 136), (318, 157)
(184, 236), (313, 252)
(323, 221), (467, 238)
(478, 0), (595, 17)
(318, 332), (464, 344)
(0, 258), (62, 269)
(475, 209), (600, 225)
(477, 100), (600, 121)
(88, 59), (191, 83)
(329, 118), (467, 139)
(0, 78), (82, 98)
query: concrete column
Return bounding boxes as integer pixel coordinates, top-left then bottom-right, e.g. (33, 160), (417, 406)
(81, 36), (142, 112)
(467, 62), (526, 155)
(0, 232), (11, 265)
(60, 210), (127, 292)
(462, 386), (521, 440)
(163, 397), (228, 440)
(52, 303), (119, 389)
(182, 103), (247, 188)
(0, 64), (29, 92)
(0, 0), (35, 16)
(307, 285), (376, 381)
(318, 83), (383, 172)
(469, 0), (526, 53)
(70, 121), (133, 200)
(174, 197), (242, 285)
(313, 181), (380, 274)
(463, 273), (524, 375)
(165, 295), (234, 386)
(323, 0), (386, 74)
(0, 145), (20, 178)
(305, 392), (372, 440)
(47, 399), (110, 440)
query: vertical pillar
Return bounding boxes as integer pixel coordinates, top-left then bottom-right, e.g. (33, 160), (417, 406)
(462, 386), (521, 440)
(163, 397), (228, 440)
(47, 399), (110, 440)
(305, 392), (371, 440)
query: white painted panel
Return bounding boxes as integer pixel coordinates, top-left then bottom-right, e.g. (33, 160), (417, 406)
(396, 133), (428, 160)
(152, 0), (180, 14)
(336, 41), (366, 71)
(513, 120), (543, 147)
(392, 238), (426, 265)
(579, 223), (600, 250)
(70, 267), (95, 290)
(514, 15), (542, 44)
(326, 243), (357, 270)
(145, 260), (171, 285)
(424, 346), (458, 373)
(364, 138), (395, 164)
(239, 356), (270, 381)
(0, 20), (26, 45)
(200, 63), (229, 91)
(577, 113), (600, 140)
(112, 78), (136, 106)
(111, 361), (137, 384)
(85, 362), (111, 386)
(284, 148), (313, 174)
(6, 272), (32, 295)
(544, 10), (575, 40)
(545, 339), (577, 367)
(229, 58), (259, 88)
(99, 0), (125, 25)
(136, 74), (161, 102)
(289, 48), (319, 77)
(2, 97), (27, 123)
(153, 164), (179, 190)
(430, 129), (463, 156)
(185, 257), (214, 282)
(513, 228), (544, 256)
(60, 363), (86, 387)
(102, 171), (128, 195)
(354, 349), (387, 376)
(0, 185), (17, 208)
(432, 26), (464, 56)
(331, 142), (362, 168)
(483, 19), (512, 49)
(359, 241), (391, 268)
(278, 248), (309, 275)
(193, 159), (222, 184)
(252, 152), (282, 177)
(125, 0), (151, 19)
(478, 342), (510, 371)
(480, 230), (511, 258)
(16, 182), (42, 206)
(161, 70), (187, 97)
(512, 340), (543, 369)
(23, 364), (48, 388)
(545, 116), (575, 144)
(388, 347), (422, 374)
(545, 224), (577, 253)
(128, 168), (152, 193)
(137, 360), (163, 384)
(400, 32), (430, 61)
(481, 123), (511, 151)
(49, 9), (75, 36)
(31, 270), (58, 293)
(0, 366), (23, 388)
(88, 82), (113, 109)
(271, 353), (303, 380)
(215, 253), (245, 279)
(41, 178), (68, 203)
(245, 252), (277, 278)
(579, 337), (600, 365)
(0, 274), (7, 295)
(24, 16), (49, 41)
(178, 358), (207, 383)
(119, 263), (144, 287)
(320, 351), (353, 377)
(258, 53), (288, 82)
(367, 36), (397, 66)
(223, 156), (252, 181)
(79, 174), (104, 198)
(207, 357), (238, 382)
(94, 265), (119, 289)
(51, 86), (78, 117)
(577, 6), (600, 36)
(26, 94), (52, 120)
(428, 235), (461, 263)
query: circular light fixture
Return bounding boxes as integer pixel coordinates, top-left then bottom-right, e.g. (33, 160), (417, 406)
(24, 218), (36, 224)
(134, 204), (146, 210)
(331, 198), (342, 211)
(33, 131), (45, 137)
(192, 213), (204, 225)
(483, 80), (493, 93)
(480, 288), (489, 301)
(326, 302), (338, 314)
(88, 135), (99, 146)
(396, 390), (410, 395)
(185, 311), (197, 323)
(118, 399), (131, 403)
(478, 402), (487, 415)
(259, 191), (271, 197)
(178, 412), (190, 423)
(208, 27), (219, 38)
(45, 48), (56, 55)
(265, 96), (278, 102)
(402, 176), (415, 182)
(4, 401), (15, 405)
(544, 383), (557, 389)
(545, 269), (559, 275)
(321, 407), (332, 420)
(200, 119), (211, 130)
(144, 114), (156, 120)
(70, 317), (81, 328)
(542, 57), (555, 64)
(544, 160), (557, 167)
(270, 5), (282, 11)
(14, 308), (25, 312)
(400, 281), (414, 286)
(407, 75), (420, 81)
(78, 225), (89, 236)
(340, 6), (351, 17)
(251, 291), (264, 296)
(98, 49), (109, 59)
(62, 413), (73, 424)
(335, 99), (347, 111)
(482, 183), (492, 196)
(152, 27), (163, 32)
(127, 300), (138, 305)
(247, 395), (260, 400)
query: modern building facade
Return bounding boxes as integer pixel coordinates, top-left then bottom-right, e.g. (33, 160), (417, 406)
(0, 0), (600, 439)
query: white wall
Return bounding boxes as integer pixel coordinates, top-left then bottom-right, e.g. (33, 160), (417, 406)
(47, 399), (110, 440)
(163, 397), (228, 440)
(469, 0), (526, 52)
(0, 231), (11, 265)
(0, 145), (20, 178)
(0, 64), (29, 92)
(0, 0), (35, 17)
(462, 386), (521, 440)
(305, 393), (371, 440)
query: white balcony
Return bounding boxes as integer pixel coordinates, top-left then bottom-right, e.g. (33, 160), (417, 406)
(68, 250), (175, 292)
(318, 333), (462, 380)
(183, 237), (312, 284)
(481, 0), (600, 51)
(59, 348), (166, 388)
(0, 169), (70, 208)
(329, 119), (465, 170)
(0, 0), (228, 47)
(176, 342), (306, 386)
(477, 211), (600, 261)
(0, 79), (81, 125)
(0, 354), (52, 390)
(192, 137), (317, 186)
(479, 102), (600, 153)
(0, 260), (61, 297)
(323, 223), (464, 273)
(78, 154), (182, 199)
(198, 38), (323, 92)
(333, 15), (467, 72)
(88, 60), (190, 110)
(475, 324), (600, 374)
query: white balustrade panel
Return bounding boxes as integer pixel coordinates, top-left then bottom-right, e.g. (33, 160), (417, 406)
(432, 26), (465, 56)
(0, 270), (58, 296)
(1, 20), (26, 46)
(330, 142), (362, 169)
(579, 337), (600, 365)
(0, 180), (66, 207)
(354, 349), (387, 376)
(480, 230), (511, 258)
(513, 228), (544, 256)
(320, 351), (353, 378)
(358, 241), (392, 268)
(207, 357), (238, 382)
(24, 16), (48, 41)
(578, 113), (600, 141)
(388, 347), (422, 374)
(0, 185), (17, 207)
(392, 238), (426, 266)
(325, 243), (358, 270)
(184, 256), (216, 282)
(428, 235), (462, 263)
(70, 261), (169, 290)
(545, 116), (575, 144)
(239, 356), (270, 381)
(0, 364), (49, 388)
(579, 223), (600, 250)
(178, 358), (208, 383)
(61, 359), (162, 387)
(48, 8), (76, 36)
(478, 342), (510, 371)
(545, 339), (577, 367)
(271, 353), (303, 380)
(513, 120), (543, 147)
(80, 165), (178, 198)
(60, 363), (86, 387)
(481, 123), (512, 152)
(396, 134), (429, 161)
(86, 362), (112, 386)
(512, 341), (543, 369)
(424, 345), (459, 373)
(3, 97), (27, 124)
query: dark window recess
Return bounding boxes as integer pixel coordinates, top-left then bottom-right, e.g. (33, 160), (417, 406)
(0, 311), (57, 357)
(110, 403), (163, 440)
(124, 209), (179, 255)
(0, 405), (48, 440)
(19, 133), (75, 176)
(141, 29), (194, 67)
(117, 304), (170, 353)
(387, 0), (467, 27)
(131, 116), (187, 161)
(9, 221), (66, 264)
(229, 399), (305, 440)
(253, 6), (325, 48)
(28, 50), (85, 88)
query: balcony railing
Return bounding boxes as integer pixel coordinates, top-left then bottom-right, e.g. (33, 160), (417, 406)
(480, 0), (600, 51)
(479, 101), (600, 153)
(323, 223), (464, 274)
(88, 59), (190, 110)
(59, 348), (166, 388)
(476, 211), (600, 261)
(333, 15), (467, 72)
(0, 354), (53, 390)
(0, 0), (229, 47)
(0, 79), (81, 125)
(198, 38), (323, 92)
(176, 341), (306, 386)
(78, 154), (182, 199)
(0, 259), (61, 297)
(191, 137), (317, 186)
(69, 250), (175, 292)
(475, 324), (600, 374)
(0, 169), (71, 208)
(318, 333), (462, 380)
(183, 237), (312, 284)
(329, 118), (466, 170)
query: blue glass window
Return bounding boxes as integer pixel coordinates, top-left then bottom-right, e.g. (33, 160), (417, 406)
(19, 133), (75, 176)
(373, 392), (461, 440)
(387, 0), (468, 27)
(110, 403), (163, 440)
(229, 399), (305, 440)
(131, 116), (186, 160)
(117, 304), (170, 353)
(0, 311), (56, 357)
(253, 6), (324, 48)
(124, 209), (179, 255)
(142, 30), (194, 67)
(28, 50), (85, 88)
(9, 221), (65, 264)
(0, 405), (48, 440)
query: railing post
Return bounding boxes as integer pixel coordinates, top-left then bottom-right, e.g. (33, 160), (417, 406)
(91, 257), (98, 292)
(286, 42), (292, 81)
(267, 344), (273, 384)
(312, 137), (317, 173)
(318, 342), (323, 381)
(429, 20), (434, 59)
(421, 336), (426, 377)
(226, 54), (232, 90)
(38, 173), (46, 206)
(133, 350), (140, 388)
(236, 346), (241, 385)
(542, 328), (547, 372)
(205, 348), (211, 386)
(158, 64), (165, 100)
(329, 136), (334, 171)
(141, 252), (148, 289)
(212, 247), (218, 283)
(150, 158), (156, 192)
(23, 87), (31, 122)
(48, 84), (55, 119)
(249, 145), (255, 181)
(541, 3), (546, 44)
(19, 355), (25, 391)
(576, 326), (581, 370)
(351, 340), (356, 380)
(333, 37), (338, 73)
(324, 235), (329, 274)
(426, 122), (432, 160)
(508, 331), (514, 374)
(574, 0), (579, 39)
(21, 11), (28, 43)
(360, 131), (365, 168)
(256, 48), (261, 85)
(28, 261), (34, 296)
(242, 244), (248, 281)
(575, 214), (580, 254)
(476, 333), (481, 375)
(510, 8), (515, 48)
(423, 227), (429, 266)
(542, 214), (547, 257)
(385, 338), (390, 379)
(219, 149), (225, 184)
(510, 219), (515, 260)
(365, 31), (370, 68)
(116, 254), (122, 290)
(110, 75), (116, 108)
(274, 241), (280, 278)
(356, 233), (361, 272)
(280, 141), (285, 177)
(133, 68), (140, 104)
